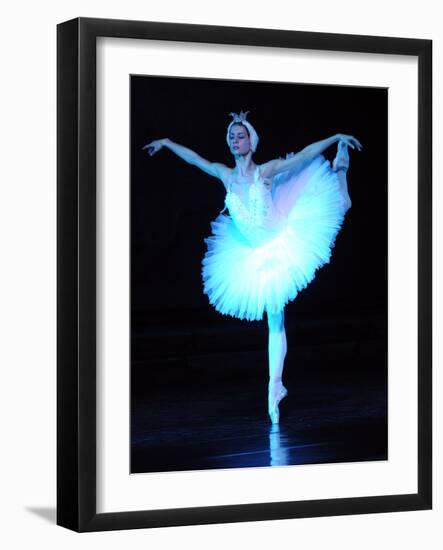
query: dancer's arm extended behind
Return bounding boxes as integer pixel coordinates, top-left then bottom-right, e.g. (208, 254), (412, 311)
(143, 138), (230, 181)
(261, 133), (362, 179)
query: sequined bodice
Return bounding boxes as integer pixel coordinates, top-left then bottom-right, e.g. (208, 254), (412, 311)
(221, 166), (284, 245)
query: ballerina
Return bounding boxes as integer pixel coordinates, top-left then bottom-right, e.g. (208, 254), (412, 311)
(143, 111), (362, 424)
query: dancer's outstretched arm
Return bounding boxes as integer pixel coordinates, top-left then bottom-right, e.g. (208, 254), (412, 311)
(260, 133), (362, 179)
(143, 138), (230, 181)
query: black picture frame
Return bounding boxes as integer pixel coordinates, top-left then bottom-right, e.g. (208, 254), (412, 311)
(57, 16), (432, 532)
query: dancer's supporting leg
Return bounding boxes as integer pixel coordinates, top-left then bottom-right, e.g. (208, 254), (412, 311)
(333, 140), (352, 212)
(267, 309), (288, 424)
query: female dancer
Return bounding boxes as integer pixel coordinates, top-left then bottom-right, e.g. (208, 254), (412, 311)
(143, 111), (362, 424)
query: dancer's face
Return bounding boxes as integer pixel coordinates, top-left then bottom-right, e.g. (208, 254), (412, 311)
(229, 124), (251, 156)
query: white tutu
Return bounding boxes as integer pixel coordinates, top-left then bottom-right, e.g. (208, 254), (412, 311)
(201, 154), (348, 321)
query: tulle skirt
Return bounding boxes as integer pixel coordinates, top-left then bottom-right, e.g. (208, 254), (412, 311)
(201, 155), (348, 321)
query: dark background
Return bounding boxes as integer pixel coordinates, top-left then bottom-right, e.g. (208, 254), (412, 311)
(130, 75), (388, 474)
(131, 75), (387, 318)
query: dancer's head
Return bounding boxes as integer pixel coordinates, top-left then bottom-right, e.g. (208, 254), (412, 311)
(226, 111), (259, 155)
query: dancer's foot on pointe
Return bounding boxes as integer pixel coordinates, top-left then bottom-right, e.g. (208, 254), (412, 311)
(268, 381), (288, 424)
(333, 140), (350, 173)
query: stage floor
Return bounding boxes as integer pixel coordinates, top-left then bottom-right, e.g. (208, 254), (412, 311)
(131, 347), (387, 473)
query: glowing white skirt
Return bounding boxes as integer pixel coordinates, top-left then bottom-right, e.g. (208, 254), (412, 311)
(201, 154), (348, 321)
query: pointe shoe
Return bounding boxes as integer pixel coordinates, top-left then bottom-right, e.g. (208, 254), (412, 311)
(333, 140), (350, 173)
(268, 383), (288, 424)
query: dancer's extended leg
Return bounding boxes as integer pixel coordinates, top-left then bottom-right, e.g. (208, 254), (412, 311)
(333, 140), (352, 212)
(267, 309), (288, 424)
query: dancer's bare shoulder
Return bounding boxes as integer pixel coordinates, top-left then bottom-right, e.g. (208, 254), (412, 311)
(256, 162), (274, 190)
(192, 156), (231, 190)
(211, 163), (232, 191)
(257, 160), (278, 180)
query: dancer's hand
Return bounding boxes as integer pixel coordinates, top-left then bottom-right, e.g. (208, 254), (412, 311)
(336, 134), (363, 151)
(142, 139), (167, 156)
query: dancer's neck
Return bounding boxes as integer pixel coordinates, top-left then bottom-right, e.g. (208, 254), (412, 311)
(233, 152), (256, 178)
